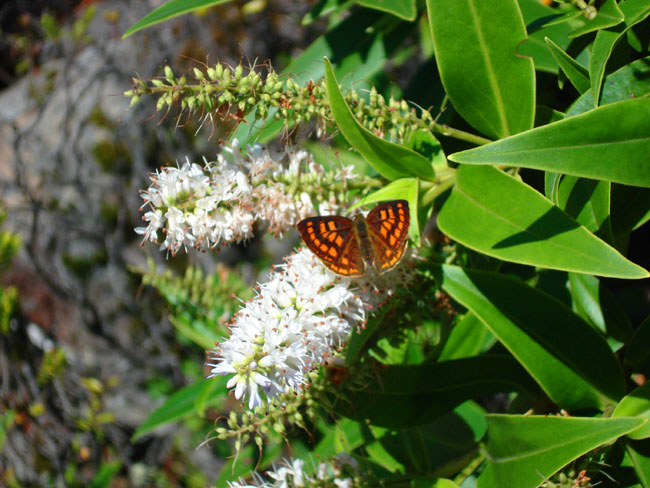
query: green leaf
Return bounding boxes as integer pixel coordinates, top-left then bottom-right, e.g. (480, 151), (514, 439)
(611, 185), (650, 236)
(351, 178), (421, 243)
(433, 264), (626, 409)
(356, 0), (416, 20)
(426, 0), (535, 138)
(569, 0), (624, 38)
(626, 315), (650, 374)
(589, 0), (650, 107)
(544, 37), (590, 93)
(568, 55), (650, 116)
(613, 382), (650, 440)
(335, 355), (540, 428)
(626, 439), (650, 488)
(169, 313), (220, 350)
(313, 418), (364, 456)
(302, 0), (353, 25)
(439, 312), (495, 361)
(437, 166), (649, 279)
(89, 462), (122, 488)
(324, 58), (436, 181)
(123, 0), (232, 38)
(568, 273), (634, 343)
(449, 98), (650, 189)
(367, 402), (486, 477)
(556, 176), (613, 241)
(518, 0), (574, 74)
(478, 415), (646, 488)
(132, 378), (226, 441)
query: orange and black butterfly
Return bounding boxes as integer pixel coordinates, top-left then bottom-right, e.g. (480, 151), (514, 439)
(297, 200), (410, 277)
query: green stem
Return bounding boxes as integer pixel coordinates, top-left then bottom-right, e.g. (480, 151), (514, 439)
(454, 448), (486, 485)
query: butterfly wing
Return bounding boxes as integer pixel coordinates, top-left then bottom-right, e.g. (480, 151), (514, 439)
(297, 216), (365, 276)
(366, 200), (410, 272)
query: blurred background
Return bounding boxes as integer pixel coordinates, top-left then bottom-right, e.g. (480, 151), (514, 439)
(0, 1), (328, 485)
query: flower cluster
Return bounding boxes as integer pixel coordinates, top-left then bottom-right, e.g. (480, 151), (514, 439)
(136, 141), (355, 254)
(227, 454), (362, 488)
(206, 247), (413, 410)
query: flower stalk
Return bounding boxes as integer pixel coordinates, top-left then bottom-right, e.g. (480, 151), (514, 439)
(125, 63), (492, 146)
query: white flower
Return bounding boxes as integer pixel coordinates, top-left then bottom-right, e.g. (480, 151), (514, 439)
(228, 454), (358, 488)
(206, 248), (413, 409)
(136, 140), (356, 253)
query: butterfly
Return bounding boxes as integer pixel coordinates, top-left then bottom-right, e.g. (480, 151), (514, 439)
(297, 200), (410, 277)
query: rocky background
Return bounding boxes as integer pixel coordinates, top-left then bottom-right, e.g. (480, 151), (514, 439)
(0, 1), (323, 485)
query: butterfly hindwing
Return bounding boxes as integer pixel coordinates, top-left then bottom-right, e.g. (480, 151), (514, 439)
(366, 200), (410, 271)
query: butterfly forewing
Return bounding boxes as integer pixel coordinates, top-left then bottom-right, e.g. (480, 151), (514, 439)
(366, 200), (410, 272)
(297, 216), (365, 276)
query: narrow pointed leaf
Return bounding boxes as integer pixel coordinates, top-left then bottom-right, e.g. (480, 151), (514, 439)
(449, 98), (650, 188)
(544, 37), (590, 93)
(567, 55), (650, 116)
(357, 0), (416, 20)
(334, 355), (540, 428)
(324, 58), (436, 181)
(556, 176), (613, 241)
(570, 0), (624, 38)
(426, 0), (535, 139)
(433, 264), (625, 409)
(123, 0), (233, 38)
(626, 315), (650, 373)
(518, 0), (574, 74)
(568, 273), (633, 343)
(589, 0), (650, 106)
(131, 378), (226, 441)
(613, 382), (650, 440)
(626, 439), (650, 488)
(478, 415), (646, 488)
(438, 166), (649, 278)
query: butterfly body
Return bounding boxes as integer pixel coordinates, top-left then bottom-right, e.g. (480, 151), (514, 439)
(297, 200), (410, 277)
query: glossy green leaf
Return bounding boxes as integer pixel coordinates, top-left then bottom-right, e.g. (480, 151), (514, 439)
(324, 58), (436, 181)
(433, 264), (625, 409)
(519, 0), (574, 74)
(335, 355), (540, 428)
(569, 0), (624, 38)
(589, 0), (650, 107)
(568, 55), (650, 116)
(302, 0), (353, 25)
(439, 312), (495, 361)
(357, 0), (416, 20)
(131, 378), (226, 441)
(351, 178), (420, 242)
(626, 315), (650, 374)
(346, 303), (392, 365)
(426, 0), (535, 138)
(478, 415), (646, 488)
(568, 273), (633, 343)
(437, 166), (649, 278)
(613, 382), (650, 440)
(556, 176), (613, 241)
(611, 185), (650, 236)
(450, 98), (650, 188)
(123, 0), (232, 38)
(406, 130), (447, 174)
(367, 402), (486, 477)
(313, 418), (364, 456)
(626, 439), (650, 488)
(545, 37), (590, 93)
